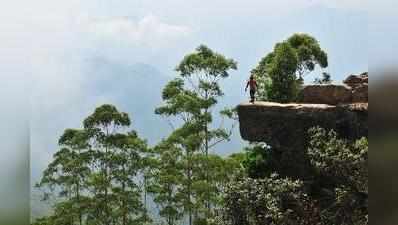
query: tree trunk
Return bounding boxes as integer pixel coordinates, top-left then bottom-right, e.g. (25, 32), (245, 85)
(187, 150), (192, 225)
(204, 90), (211, 215)
(77, 182), (82, 225)
(144, 175), (147, 223)
(122, 166), (127, 225)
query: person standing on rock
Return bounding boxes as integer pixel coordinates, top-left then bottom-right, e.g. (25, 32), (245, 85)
(245, 75), (258, 103)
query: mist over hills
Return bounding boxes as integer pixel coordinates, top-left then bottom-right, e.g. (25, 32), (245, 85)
(82, 56), (245, 150)
(83, 57), (172, 145)
(31, 56), (244, 219)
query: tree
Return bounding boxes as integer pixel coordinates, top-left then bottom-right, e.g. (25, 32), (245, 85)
(240, 144), (273, 179)
(155, 79), (205, 225)
(33, 104), (148, 225)
(35, 128), (91, 225)
(313, 72), (333, 84)
(252, 33), (328, 102)
(139, 145), (157, 224)
(155, 45), (237, 224)
(192, 153), (244, 225)
(149, 140), (185, 225)
(86, 104), (149, 225)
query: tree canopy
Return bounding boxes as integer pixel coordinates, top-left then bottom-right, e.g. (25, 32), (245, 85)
(252, 33), (328, 102)
(34, 104), (149, 225)
(153, 45), (238, 225)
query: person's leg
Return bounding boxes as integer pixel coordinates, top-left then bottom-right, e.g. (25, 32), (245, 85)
(250, 90), (255, 102)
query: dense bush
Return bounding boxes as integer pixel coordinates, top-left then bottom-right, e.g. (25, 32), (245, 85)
(219, 127), (368, 225)
(220, 175), (319, 225)
(308, 127), (368, 225)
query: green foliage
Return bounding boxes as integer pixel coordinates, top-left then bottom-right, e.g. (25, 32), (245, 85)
(176, 45), (237, 78)
(219, 127), (368, 225)
(153, 45), (238, 225)
(31, 216), (54, 225)
(34, 104), (149, 225)
(148, 136), (243, 225)
(148, 140), (185, 225)
(308, 127), (368, 225)
(221, 175), (317, 225)
(313, 72), (333, 84)
(252, 33), (328, 102)
(287, 34), (328, 75)
(239, 144), (272, 179)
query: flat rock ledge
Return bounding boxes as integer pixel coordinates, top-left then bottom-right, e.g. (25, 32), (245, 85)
(237, 101), (368, 147)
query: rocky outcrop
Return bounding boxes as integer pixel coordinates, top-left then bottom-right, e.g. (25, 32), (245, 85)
(237, 102), (368, 178)
(300, 85), (352, 105)
(344, 72), (368, 103)
(237, 73), (368, 178)
(238, 102), (368, 144)
(352, 83), (368, 102)
(300, 72), (368, 104)
(344, 72), (368, 88)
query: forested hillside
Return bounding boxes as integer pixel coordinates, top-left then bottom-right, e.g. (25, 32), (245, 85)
(32, 34), (368, 225)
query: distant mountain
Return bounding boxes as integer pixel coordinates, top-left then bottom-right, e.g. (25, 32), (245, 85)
(83, 57), (172, 145)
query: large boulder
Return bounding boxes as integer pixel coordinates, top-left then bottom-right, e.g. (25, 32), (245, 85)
(300, 72), (368, 104)
(300, 85), (352, 105)
(344, 72), (368, 103)
(344, 72), (368, 88)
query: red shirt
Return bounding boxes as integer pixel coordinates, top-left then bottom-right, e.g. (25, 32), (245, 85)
(247, 79), (257, 90)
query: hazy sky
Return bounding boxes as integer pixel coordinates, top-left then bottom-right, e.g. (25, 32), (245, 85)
(1, 0), (375, 189)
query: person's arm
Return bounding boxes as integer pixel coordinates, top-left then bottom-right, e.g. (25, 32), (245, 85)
(245, 81), (249, 91)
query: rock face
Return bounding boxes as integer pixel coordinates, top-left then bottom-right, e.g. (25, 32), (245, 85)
(344, 72), (368, 88)
(300, 72), (368, 104)
(344, 72), (368, 103)
(237, 102), (368, 178)
(352, 83), (368, 102)
(300, 85), (352, 105)
(238, 102), (368, 145)
(237, 73), (368, 179)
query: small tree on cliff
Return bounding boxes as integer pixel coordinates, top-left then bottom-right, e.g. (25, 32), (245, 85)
(252, 33), (328, 102)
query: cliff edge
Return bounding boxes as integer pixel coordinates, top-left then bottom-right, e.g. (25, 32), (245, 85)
(237, 73), (368, 178)
(238, 102), (367, 146)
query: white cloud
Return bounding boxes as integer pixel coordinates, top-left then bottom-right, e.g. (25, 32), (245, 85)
(89, 14), (192, 48)
(314, 0), (370, 11)
(23, 10), (193, 182)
